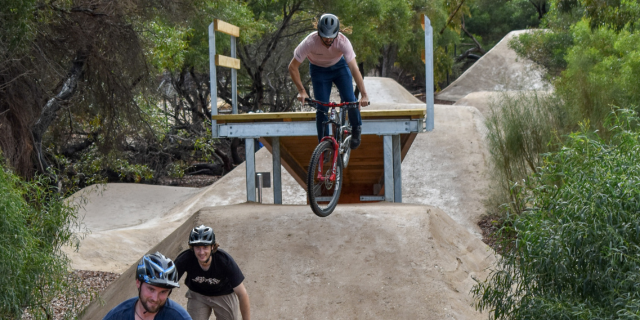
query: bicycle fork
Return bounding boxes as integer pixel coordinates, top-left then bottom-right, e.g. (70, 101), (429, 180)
(317, 137), (340, 182)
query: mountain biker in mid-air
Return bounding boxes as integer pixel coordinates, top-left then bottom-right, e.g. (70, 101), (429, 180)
(288, 13), (369, 149)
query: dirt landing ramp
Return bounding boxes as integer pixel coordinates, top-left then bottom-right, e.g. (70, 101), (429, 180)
(80, 203), (495, 320)
(436, 30), (548, 103)
(63, 150), (306, 273)
(401, 104), (489, 237)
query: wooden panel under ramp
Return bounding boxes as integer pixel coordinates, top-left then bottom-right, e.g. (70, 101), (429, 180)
(212, 109), (425, 203)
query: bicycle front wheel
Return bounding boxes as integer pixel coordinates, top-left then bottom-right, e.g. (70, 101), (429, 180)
(307, 140), (343, 217)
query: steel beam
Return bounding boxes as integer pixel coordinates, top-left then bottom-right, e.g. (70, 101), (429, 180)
(231, 36), (238, 114)
(217, 119), (421, 138)
(424, 14), (435, 132)
(245, 138), (256, 202)
(393, 135), (402, 203)
(209, 23), (218, 137)
(383, 135), (394, 202)
(272, 137), (282, 204)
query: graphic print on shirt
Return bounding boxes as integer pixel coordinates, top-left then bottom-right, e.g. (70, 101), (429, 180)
(193, 276), (221, 285)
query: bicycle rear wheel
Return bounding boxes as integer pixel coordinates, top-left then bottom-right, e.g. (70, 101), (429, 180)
(307, 140), (343, 217)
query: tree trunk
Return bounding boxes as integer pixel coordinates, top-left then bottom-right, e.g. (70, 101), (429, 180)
(214, 148), (234, 172)
(529, 0), (548, 19)
(31, 49), (88, 174)
(380, 44), (398, 78)
(230, 138), (243, 164)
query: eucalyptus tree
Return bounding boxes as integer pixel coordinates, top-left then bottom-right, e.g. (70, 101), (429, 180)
(0, 0), (185, 182)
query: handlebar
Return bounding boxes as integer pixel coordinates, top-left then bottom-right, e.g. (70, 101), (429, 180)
(304, 98), (370, 108)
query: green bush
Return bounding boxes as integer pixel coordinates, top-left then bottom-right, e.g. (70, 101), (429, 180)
(484, 91), (567, 212)
(556, 20), (640, 129)
(509, 30), (573, 77)
(0, 162), (83, 319)
(473, 110), (640, 319)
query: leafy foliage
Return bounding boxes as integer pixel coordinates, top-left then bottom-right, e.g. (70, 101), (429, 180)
(467, 0), (542, 47)
(481, 2), (640, 317)
(509, 29), (572, 77)
(0, 0), (38, 50)
(556, 20), (640, 128)
(474, 110), (640, 319)
(0, 160), (84, 319)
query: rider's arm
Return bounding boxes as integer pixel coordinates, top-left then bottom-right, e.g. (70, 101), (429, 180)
(347, 58), (369, 108)
(288, 58), (308, 102)
(233, 282), (251, 320)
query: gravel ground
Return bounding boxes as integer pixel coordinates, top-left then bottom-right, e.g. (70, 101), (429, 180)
(22, 270), (120, 320)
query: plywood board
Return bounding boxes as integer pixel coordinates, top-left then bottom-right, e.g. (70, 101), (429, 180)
(215, 54), (241, 70)
(214, 19), (240, 37)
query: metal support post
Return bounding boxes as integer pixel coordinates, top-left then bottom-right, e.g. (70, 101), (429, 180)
(392, 135), (402, 203)
(208, 23), (218, 137)
(256, 173), (263, 203)
(231, 36), (238, 114)
(383, 135), (394, 202)
(424, 14), (435, 132)
(272, 137), (282, 204)
(245, 138), (256, 202)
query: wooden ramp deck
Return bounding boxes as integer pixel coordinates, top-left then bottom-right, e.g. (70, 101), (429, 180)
(212, 109), (425, 203)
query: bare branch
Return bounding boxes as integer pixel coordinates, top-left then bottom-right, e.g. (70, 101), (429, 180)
(439, 0), (467, 34)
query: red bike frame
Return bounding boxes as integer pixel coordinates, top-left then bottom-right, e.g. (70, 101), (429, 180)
(306, 99), (358, 182)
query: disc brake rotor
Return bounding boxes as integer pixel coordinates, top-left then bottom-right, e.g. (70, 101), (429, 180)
(323, 168), (334, 189)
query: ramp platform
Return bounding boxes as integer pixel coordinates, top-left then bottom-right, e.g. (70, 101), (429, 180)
(212, 109), (425, 203)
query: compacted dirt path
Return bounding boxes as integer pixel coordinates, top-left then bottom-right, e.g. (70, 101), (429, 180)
(81, 203), (495, 320)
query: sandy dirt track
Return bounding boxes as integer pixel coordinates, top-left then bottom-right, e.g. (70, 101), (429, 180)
(64, 77), (492, 272)
(81, 203), (495, 320)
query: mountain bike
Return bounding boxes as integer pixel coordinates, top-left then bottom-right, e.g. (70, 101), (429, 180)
(305, 98), (361, 217)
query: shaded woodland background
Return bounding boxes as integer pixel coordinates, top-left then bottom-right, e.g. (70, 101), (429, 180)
(0, 0), (544, 193)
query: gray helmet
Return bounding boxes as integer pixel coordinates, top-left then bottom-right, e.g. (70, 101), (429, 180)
(318, 13), (340, 38)
(189, 225), (215, 246)
(136, 252), (179, 289)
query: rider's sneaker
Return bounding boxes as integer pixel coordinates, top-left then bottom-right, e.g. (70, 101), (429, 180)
(350, 126), (361, 149)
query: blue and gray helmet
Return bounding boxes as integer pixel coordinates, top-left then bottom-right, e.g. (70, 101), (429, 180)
(318, 13), (340, 38)
(189, 224), (215, 246)
(136, 252), (179, 289)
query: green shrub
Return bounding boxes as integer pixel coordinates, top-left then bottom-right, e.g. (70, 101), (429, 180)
(509, 30), (573, 77)
(556, 20), (640, 129)
(473, 110), (640, 319)
(485, 91), (567, 213)
(0, 162), (83, 319)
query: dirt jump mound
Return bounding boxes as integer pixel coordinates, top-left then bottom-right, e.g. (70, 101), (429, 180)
(81, 203), (495, 320)
(436, 30), (548, 103)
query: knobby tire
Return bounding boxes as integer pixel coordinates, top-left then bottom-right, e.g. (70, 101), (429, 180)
(307, 140), (343, 217)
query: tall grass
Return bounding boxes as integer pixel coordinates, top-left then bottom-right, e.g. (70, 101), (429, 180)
(484, 91), (567, 213)
(473, 110), (640, 319)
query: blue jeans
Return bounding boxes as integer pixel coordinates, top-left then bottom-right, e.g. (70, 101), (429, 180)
(309, 57), (362, 142)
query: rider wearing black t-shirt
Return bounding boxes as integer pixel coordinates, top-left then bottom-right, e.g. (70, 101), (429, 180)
(175, 225), (250, 320)
(175, 248), (244, 296)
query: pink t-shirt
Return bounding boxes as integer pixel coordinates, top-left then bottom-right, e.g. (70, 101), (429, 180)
(293, 32), (356, 68)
